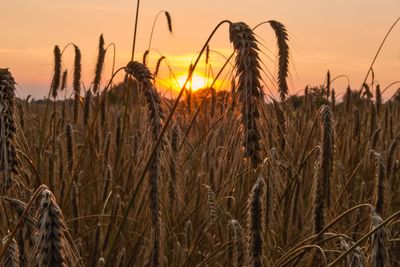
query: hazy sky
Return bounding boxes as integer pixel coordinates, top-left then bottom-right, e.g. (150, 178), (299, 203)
(1, 0), (399, 99)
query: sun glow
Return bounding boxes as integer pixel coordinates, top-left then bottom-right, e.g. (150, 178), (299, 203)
(177, 74), (208, 92)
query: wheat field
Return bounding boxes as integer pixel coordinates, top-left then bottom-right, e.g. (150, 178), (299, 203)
(0, 8), (400, 267)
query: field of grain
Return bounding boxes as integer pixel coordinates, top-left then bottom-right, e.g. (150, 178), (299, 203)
(0, 9), (400, 267)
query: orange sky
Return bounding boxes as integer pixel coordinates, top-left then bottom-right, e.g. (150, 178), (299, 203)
(1, 0), (399, 99)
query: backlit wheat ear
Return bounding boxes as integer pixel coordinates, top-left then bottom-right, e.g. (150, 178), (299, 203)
(1, 232), (20, 267)
(268, 20), (290, 101)
(319, 105), (334, 208)
(4, 197), (37, 262)
(154, 56), (166, 77)
(35, 189), (68, 267)
(100, 90), (107, 128)
(93, 34), (106, 94)
(205, 185), (218, 223)
(326, 70), (331, 97)
(50, 46), (62, 99)
(164, 11), (173, 33)
(125, 61), (164, 142)
(313, 105), (334, 234)
(60, 70), (67, 92)
(71, 181), (79, 234)
(372, 151), (385, 215)
(125, 61), (164, 266)
(345, 86), (352, 113)
(247, 178), (265, 267)
(312, 159), (324, 234)
(375, 84), (382, 115)
(142, 50), (149, 64)
(340, 238), (366, 266)
(207, 45), (214, 67)
(370, 104), (377, 137)
(73, 45), (81, 123)
(0, 68), (19, 190)
(83, 90), (92, 126)
(229, 22), (263, 168)
(228, 219), (246, 267)
(369, 211), (390, 267)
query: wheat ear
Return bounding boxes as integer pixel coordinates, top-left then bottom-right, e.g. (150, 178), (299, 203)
(93, 34), (106, 94)
(73, 45), (81, 123)
(247, 178), (265, 267)
(0, 68), (19, 190)
(125, 61), (164, 266)
(369, 211), (390, 267)
(229, 22), (263, 168)
(1, 232), (20, 267)
(268, 20), (290, 101)
(35, 189), (71, 267)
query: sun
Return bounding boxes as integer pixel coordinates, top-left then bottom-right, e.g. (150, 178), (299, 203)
(177, 73), (208, 92)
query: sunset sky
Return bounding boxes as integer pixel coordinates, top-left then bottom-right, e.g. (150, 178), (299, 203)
(1, 0), (399, 99)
